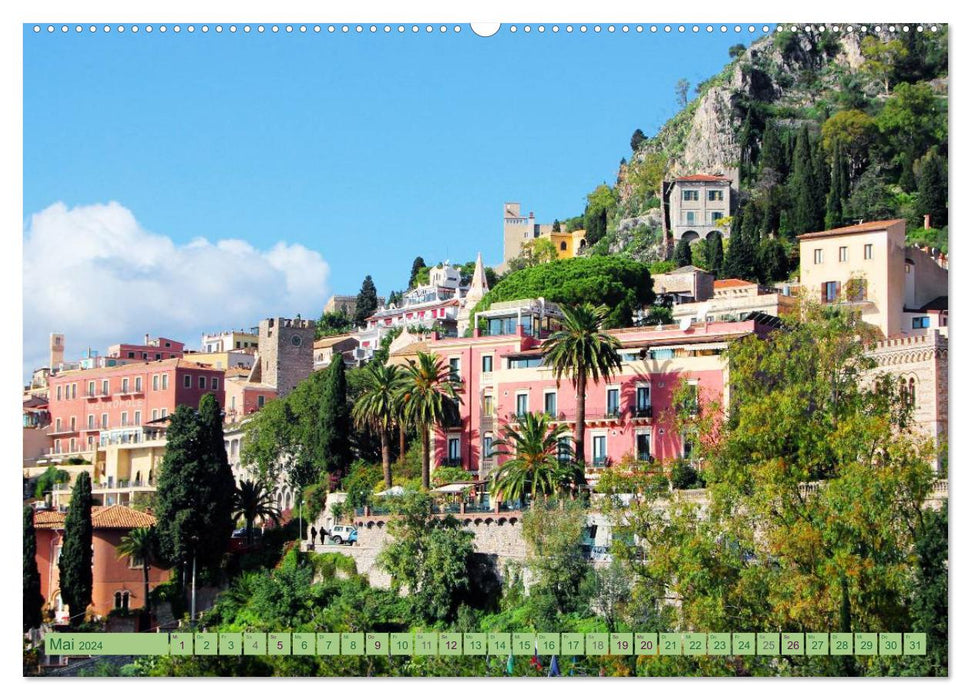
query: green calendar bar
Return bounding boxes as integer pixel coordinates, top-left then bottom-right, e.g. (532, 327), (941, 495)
(293, 633), (315, 655)
(464, 633), (487, 655)
(268, 632), (290, 656)
(219, 633), (242, 655)
(195, 633), (217, 656)
(170, 632), (193, 656)
(37, 631), (930, 657)
(708, 633), (730, 656)
(244, 633), (267, 656)
(316, 633), (340, 655)
(586, 633), (609, 656)
(537, 632), (560, 655)
(806, 633), (828, 656)
(439, 632), (462, 656)
(561, 633), (584, 655)
(44, 633), (170, 656)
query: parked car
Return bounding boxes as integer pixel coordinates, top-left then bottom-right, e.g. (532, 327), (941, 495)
(327, 525), (357, 546)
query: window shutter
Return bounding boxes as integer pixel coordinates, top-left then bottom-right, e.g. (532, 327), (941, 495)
(820, 283), (827, 303)
(835, 281), (842, 300)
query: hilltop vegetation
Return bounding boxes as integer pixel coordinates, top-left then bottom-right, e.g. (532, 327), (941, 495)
(560, 27), (948, 276)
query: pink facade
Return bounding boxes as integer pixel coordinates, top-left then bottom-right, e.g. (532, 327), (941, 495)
(424, 320), (772, 479)
(107, 336), (185, 362)
(224, 378), (278, 424)
(46, 359), (225, 456)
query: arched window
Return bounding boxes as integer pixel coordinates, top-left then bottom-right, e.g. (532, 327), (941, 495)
(908, 377), (917, 407)
(559, 241), (567, 251)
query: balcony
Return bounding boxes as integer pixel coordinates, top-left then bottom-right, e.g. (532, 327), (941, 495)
(84, 390), (109, 400)
(93, 479), (157, 492)
(48, 426), (80, 437)
(440, 457), (464, 468)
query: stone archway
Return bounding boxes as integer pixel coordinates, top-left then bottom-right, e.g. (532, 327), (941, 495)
(681, 231), (700, 244)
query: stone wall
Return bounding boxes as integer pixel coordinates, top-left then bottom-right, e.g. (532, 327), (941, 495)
(258, 317), (315, 397)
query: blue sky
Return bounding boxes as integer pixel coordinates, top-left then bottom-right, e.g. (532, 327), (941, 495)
(23, 24), (758, 374)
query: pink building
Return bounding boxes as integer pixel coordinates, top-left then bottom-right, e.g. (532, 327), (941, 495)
(421, 319), (774, 482)
(45, 358), (225, 459)
(106, 335), (185, 362)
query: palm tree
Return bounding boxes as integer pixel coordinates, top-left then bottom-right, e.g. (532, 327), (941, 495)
(491, 412), (576, 503)
(541, 303), (622, 472)
(233, 479), (282, 545)
(398, 351), (462, 490)
(353, 362), (407, 488)
(116, 526), (157, 622)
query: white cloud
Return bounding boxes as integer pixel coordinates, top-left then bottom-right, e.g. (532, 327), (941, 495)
(23, 201), (330, 378)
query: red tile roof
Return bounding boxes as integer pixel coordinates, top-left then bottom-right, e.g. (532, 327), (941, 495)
(34, 504), (157, 530)
(797, 219), (907, 240)
(714, 278), (757, 289)
(674, 174), (731, 182)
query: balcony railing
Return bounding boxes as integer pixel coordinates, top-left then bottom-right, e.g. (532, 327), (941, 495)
(440, 457), (463, 468)
(632, 406), (653, 419)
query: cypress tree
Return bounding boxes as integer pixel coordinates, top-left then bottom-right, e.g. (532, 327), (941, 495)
(789, 127), (818, 235)
(825, 145), (849, 230)
(584, 205), (608, 245)
(759, 121), (787, 178)
(724, 230), (758, 281)
(741, 201), (761, 244)
(318, 357), (352, 480)
(674, 238), (692, 267)
(916, 151), (948, 228)
(354, 275), (380, 327)
(24, 506), (44, 632)
(196, 394), (236, 567)
(757, 237), (791, 284)
(408, 257), (426, 288)
(812, 137), (829, 230)
(708, 235), (725, 278)
(59, 472), (93, 625)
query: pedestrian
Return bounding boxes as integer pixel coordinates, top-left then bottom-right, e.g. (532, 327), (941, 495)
(310, 525), (317, 545)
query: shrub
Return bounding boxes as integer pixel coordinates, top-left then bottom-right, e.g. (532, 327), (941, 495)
(669, 460), (705, 490)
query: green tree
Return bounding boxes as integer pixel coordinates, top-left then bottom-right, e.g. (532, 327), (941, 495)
(845, 164), (896, 222)
(915, 149), (948, 228)
(353, 275), (379, 327)
(115, 526), (158, 620)
(352, 362), (406, 488)
(377, 491), (475, 622)
(23, 506), (44, 632)
(875, 82), (947, 185)
(825, 145), (850, 229)
(723, 231), (758, 281)
(315, 310), (353, 339)
(399, 352), (462, 490)
(198, 393), (237, 553)
(675, 78), (690, 108)
(821, 110), (876, 181)
(756, 237), (790, 284)
(490, 412), (576, 503)
(155, 400), (234, 582)
(473, 256), (655, 328)
(630, 128), (647, 152)
(541, 304), (622, 469)
(789, 126), (823, 235)
(729, 43), (746, 59)
(33, 466), (70, 500)
(317, 357), (352, 481)
(903, 503), (948, 676)
(409, 256), (426, 288)
(707, 234), (724, 277)
(673, 238), (692, 267)
(232, 480), (282, 545)
(521, 500), (592, 620)
(59, 472), (93, 625)
(861, 36), (909, 95)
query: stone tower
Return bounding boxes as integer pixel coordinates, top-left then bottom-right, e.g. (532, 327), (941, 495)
(257, 317), (316, 397)
(49, 333), (65, 369)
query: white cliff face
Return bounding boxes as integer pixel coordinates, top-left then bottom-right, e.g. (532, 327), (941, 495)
(676, 85), (741, 179)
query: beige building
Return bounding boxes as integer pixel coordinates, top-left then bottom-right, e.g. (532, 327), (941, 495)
(323, 294), (386, 319)
(667, 174), (732, 244)
(652, 265), (715, 304)
(502, 202), (587, 268)
(799, 219), (949, 473)
(200, 329), (259, 353)
(798, 219), (948, 339)
(313, 334), (359, 370)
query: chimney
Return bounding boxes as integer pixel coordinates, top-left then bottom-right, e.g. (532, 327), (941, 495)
(924, 214), (931, 230)
(144, 333), (150, 345)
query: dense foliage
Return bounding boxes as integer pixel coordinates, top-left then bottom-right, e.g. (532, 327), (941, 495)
(58, 472), (93, 625)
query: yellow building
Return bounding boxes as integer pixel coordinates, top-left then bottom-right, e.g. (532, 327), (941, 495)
(182, 349), (255, 371)
(550, 229), (587, 259)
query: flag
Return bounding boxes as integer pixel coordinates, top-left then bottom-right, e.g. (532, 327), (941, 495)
(549, 655), (560, 677)
(506, 651), (514, 675)
(531, 641), (542, 671)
